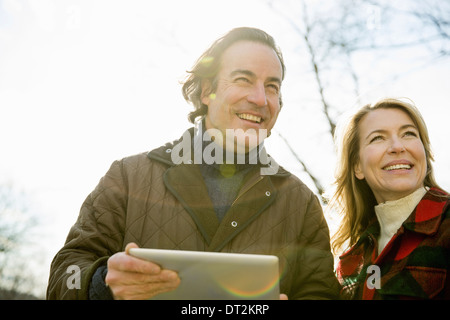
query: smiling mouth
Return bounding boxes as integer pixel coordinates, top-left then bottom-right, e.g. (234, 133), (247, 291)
(383, 164), (412, 171)
(237, 113), (262, 124)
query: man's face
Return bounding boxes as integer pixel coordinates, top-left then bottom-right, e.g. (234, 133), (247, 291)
(201, 40), (283, 152)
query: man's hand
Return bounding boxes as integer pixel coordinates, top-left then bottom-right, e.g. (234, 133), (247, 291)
(105, 243), (180, 300)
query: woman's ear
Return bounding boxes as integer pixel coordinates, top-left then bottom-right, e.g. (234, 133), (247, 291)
(354, 162), (364, 180)
(201, 80), (212, 106)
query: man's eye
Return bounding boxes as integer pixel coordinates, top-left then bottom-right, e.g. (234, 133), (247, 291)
(235, 77), (250, 83)
(267, 84), (280, 93)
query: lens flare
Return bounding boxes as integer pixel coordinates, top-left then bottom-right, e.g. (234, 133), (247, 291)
(212, 266), (281, 299)
(201, 56), (214, 67)
(217, 275), (280, 299)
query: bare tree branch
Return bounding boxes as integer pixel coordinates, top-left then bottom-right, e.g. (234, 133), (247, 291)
(267, 0), (450, 198)
(301, 4), (336, 137)
(276, 131), (326, 202)
(267, 1), (337, 138)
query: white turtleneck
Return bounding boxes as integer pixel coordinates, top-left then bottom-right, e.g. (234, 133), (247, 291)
(374, 187), (428, 254)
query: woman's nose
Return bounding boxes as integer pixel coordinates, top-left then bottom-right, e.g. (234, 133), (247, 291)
(388, 137), (406, 154)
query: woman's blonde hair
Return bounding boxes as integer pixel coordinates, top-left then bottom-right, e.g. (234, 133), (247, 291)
(329, 98), (441, 254)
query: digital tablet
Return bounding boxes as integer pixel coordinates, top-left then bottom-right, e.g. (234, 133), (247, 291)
(128, 248), (280, 300)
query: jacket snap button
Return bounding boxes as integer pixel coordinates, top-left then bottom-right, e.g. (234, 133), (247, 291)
(231, 221), (238, 227)
(165, 148), (172, 153)
(265, 191), (271, 196)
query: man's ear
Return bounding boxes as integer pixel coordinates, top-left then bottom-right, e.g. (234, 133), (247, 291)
(354, 162), (364, 180)
(201, 80), (212, 106)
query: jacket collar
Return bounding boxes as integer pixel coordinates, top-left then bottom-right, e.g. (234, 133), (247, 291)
(402, 187), (449, 235)
(147, 127), (290, 178)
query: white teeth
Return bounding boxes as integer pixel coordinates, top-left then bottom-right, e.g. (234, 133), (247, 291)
(384, 164), (412, 171)
(237, 113), (262, 123)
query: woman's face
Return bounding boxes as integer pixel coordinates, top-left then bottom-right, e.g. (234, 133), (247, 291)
(354, 108), (427, 203)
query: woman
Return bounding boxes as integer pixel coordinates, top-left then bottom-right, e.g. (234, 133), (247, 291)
(329, 98), (449, 300)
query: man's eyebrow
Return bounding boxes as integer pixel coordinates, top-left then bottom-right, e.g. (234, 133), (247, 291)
(230, 69), (282, 85)
(230, 69), (255, 78)
(267, 76), (282, 86)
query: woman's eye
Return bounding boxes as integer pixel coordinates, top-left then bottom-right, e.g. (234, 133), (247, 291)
(404, 131), (418, 137)
(369, 135), (383, 143)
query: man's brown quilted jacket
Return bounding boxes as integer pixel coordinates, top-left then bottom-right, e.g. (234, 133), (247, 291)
(47, 128), (340, 300)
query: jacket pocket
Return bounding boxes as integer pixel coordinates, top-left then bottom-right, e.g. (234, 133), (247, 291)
(380, 266), (446, 299)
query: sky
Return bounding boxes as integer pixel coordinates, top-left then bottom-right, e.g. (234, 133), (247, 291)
(1, 0), (449, 298)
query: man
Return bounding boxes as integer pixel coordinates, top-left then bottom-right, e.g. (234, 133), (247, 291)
(47, 27), (340, 300)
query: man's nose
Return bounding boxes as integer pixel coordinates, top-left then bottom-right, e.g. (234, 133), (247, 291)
(247, 83), (267, 107)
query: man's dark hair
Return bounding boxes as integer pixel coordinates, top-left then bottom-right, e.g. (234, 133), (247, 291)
(181, 27), (286, 124)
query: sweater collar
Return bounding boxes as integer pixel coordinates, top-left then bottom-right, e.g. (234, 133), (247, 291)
(374, 187), (427, 253)
(368, 187), (448, 237)
(375, 187), (427, 239)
